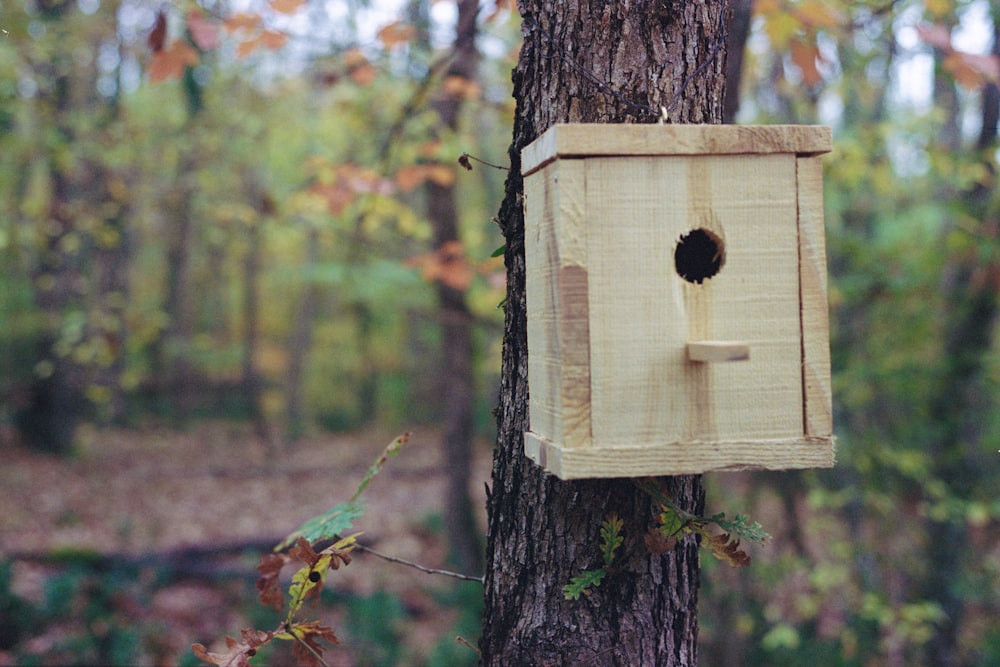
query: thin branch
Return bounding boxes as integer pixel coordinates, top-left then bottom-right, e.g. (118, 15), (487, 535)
(286, 626), (331, 667)
(354, 542), (484, 583)
(459, 152), (509, 171)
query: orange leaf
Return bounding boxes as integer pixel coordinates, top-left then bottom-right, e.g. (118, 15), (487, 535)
(425, 163), (456, 187)
(149, 40), (200, 82)
(945, 51), (1000, 90)
(343, 49), (377, 85)
(225, 12), (262, 32)
(406, 241), (473, 290)
(261, 29), (288, 50)
(441, 74), (482, 100)
(377, 20), (417, 49)
(310, 181), (355, 215)
(394, 165), (425, 192)
(236, 34), (264, 59)
(270, 0), (306, 14)
(789, 39), (823, 87)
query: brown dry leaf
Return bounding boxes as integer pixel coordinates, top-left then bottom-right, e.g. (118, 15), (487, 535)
(377, 20), (418, 49)
(708, 533), (752, 567)
(255, 553), (288, 611)
(192, 629), (271, 667)
(150, 40), (200, 82)
(289, 621), (339, 667)
(148, 10), (167, 52)
(289, 536), (321, 567)
(270, 0), (306, 14)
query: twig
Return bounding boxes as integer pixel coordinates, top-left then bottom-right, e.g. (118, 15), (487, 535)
(287, 625), (332, 667)
(455, 635), (481, 655)
(354, 542), (484, 583)
(458, 152), (509, 171)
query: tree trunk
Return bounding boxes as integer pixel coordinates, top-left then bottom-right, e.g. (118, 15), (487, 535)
(481, 2), (728, 665)
(427, 0), (483, 576)
(285, 225), (319, 446)
(923, 12), (1000, 665)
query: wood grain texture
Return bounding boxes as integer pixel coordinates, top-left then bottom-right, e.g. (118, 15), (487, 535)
(686, 341), (751, 362)
(522, 124), (833, 175)
(525, 431), (834, 479)
(797, 156), (834, 438)
(585, 154), (804, 448)
(524, 160), (592, 449)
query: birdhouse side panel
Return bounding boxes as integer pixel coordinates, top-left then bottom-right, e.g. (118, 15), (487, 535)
(797, 156), (833, 439)
(524, 160), (592, 451)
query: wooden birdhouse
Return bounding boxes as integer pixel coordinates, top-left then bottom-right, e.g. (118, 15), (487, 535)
(521, 124), (834, 480)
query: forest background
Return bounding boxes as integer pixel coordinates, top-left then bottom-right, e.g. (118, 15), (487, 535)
(2, 0), (1000, 665)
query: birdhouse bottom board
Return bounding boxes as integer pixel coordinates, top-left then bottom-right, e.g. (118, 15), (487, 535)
(522, 126), (834, 480)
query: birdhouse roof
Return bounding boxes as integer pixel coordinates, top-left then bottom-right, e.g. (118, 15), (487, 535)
(521, 124), (832, 176)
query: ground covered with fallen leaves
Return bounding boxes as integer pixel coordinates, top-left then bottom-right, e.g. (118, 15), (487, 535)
(0, 421), (492, 666)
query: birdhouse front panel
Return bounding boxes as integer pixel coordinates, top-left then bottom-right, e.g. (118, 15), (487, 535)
(522, 124), (834, 480)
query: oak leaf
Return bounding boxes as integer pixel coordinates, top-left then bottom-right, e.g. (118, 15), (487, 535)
(284, 621), (339, 667)
(707, 533), (752, 567)
(256, 553), (288, 610)
(192, 629), (271, 667)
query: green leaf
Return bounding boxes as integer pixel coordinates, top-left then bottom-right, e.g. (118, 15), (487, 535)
(599, 514), (624, 567)
(712, 513), (770, 545)
(351, 432), (409, 502)
(276, 501), (365, 551)
(658, 506), (686, 538)
(563, 568), (607, 600)
(490, 244), (505, 257)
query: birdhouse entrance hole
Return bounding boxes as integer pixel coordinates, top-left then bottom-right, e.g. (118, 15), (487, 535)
(674, 228), (725, 284)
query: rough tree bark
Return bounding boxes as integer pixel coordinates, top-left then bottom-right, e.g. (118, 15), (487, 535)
(481, 2), (728, 665)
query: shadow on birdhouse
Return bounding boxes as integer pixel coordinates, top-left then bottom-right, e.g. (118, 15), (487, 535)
(521, 124), (834, 480)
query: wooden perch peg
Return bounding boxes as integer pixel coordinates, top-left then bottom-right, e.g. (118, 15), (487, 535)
(686, 341), (750, 362)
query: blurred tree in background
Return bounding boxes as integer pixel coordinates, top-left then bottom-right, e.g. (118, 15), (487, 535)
(2, 0), (1000, 665)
